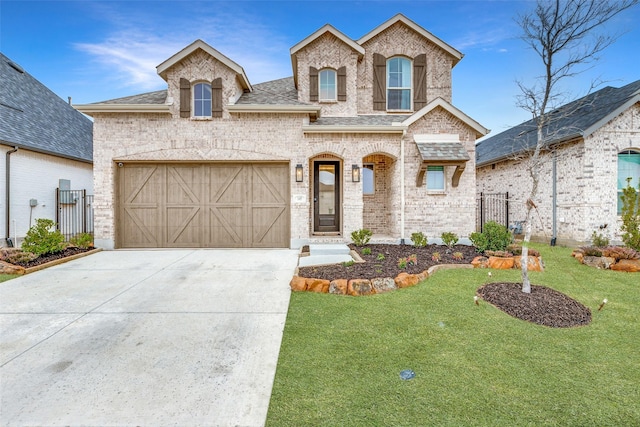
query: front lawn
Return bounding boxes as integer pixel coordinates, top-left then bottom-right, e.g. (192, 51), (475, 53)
(0, 274), (18, 283)
(267, 244), (639, 426)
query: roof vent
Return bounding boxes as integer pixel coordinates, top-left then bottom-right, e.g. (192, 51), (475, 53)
(7, 60), (24, 74)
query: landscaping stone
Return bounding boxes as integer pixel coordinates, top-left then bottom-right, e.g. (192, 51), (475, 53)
(371, 277), (397, 294)
(582, 256), (616, 270)
(487, 256), (515, 270)
(514, 256), (544, 272)
(347, 279), (374, 296)
(289, 276), (308, 292)
(471, 256), (488, 268)
(307, 278), (330, 293)
(610, 259), (640, 272)
(394, 272), (420, 288)
(0, 261), (25, 275)
(329, 279), (348, 295)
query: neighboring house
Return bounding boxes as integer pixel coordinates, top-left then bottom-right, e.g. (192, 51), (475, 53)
(476, 80), (640, 246)
(76, 14), (488, 250)
(0, 53), (93, 248)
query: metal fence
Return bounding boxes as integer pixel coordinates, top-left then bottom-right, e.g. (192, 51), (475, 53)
(476, 192), (509, 232)
(56, 189), (94, 241)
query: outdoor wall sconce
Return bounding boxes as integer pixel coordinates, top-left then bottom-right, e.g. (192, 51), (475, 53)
(295, 164), (304, 182)
(352, 164), (361, 182)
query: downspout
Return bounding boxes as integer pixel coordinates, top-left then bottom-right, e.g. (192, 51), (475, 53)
(551, 151), (557, 246)
(400, 131), (406, 244)
(5, 146), (18, 246)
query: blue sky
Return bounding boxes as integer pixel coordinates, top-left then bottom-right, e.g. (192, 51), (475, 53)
(1, 0), (639, 136)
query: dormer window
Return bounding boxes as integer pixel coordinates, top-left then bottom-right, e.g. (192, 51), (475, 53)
(319, 69), (337, 101)
(387, 57), (411, 111)
(194, 82), (212, 117)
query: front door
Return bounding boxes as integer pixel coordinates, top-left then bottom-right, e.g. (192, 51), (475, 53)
(313, 161), (340, 232)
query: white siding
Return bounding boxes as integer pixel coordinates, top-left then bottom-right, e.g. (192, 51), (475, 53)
(0, 146), (93, 247)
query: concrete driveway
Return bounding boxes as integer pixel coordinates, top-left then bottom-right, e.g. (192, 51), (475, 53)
(0, 249), (299, 426)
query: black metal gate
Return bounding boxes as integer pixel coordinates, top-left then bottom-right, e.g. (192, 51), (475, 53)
(477, 192), (509, 232)
(56, 189), (94, 240)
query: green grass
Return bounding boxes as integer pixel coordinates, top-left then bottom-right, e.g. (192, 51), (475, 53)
(0, 274), (19, 283)
(267, 244), (639, 426)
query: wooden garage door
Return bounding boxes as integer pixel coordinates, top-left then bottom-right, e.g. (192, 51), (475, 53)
(117, 163), (289, 248)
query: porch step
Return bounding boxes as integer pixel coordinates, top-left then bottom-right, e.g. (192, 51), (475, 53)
(298, 244), (353, 267)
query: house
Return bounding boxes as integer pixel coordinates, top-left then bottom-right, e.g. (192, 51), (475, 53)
(476, 80), (640, 246)
(0, 53), (93, 247)
(76, 14), (488, 250)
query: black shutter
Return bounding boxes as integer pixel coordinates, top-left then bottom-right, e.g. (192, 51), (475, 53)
(309, 67), (319, 102)
(413, 54), (427, 110)
(212, 78), (223, 118)
(337, 66), (347, 101)
(373, 53), (386, 111)
(180, 78), (191, 118)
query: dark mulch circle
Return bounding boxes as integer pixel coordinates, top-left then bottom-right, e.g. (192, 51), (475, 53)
(11, 247), (93, 268)
(298, 243), (478, 281)
(477, 282), (592, 328)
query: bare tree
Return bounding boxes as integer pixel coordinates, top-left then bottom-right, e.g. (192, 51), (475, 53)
(516, 0), (638, 293)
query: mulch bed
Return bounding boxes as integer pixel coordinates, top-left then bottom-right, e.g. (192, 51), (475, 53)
(477, 282), (592, 328)
(298, 243), (478, 281)
(11, 247), (93, 268)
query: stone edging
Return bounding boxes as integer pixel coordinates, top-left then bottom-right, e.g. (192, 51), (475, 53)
(1, 248), (103, 275)
(290, 263), (473, 296)
(571, 249), (640, 272)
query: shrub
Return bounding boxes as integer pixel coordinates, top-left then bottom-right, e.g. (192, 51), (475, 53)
(620, 179), (640, 251)
(431, 252), (441, 262)
(377, 253), (385, 261)
(452, 251), (464, 261)
(351, 229), (372, 247)
(591, 231), (610, 248)
(70, 232), (94, 249)
(398, 254), (417, 269)
(342, 260), (354, 267)
(441, 232), (458, 248)
(1, 248), (37, 265)
(361, 247), (372, 255)
(411, 232), (428, 248)
(471, 221), (511, 253)
(21, 219), (65, 256)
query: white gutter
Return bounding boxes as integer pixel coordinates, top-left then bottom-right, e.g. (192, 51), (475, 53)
(303, 125), (406, 134)
(74, 104), (171, 116)
(228, 104), (321, 115)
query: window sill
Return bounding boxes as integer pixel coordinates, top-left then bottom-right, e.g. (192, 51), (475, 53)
(386, 109), (412, 113)
(426, 190), (446, 195)
(319, 100), (338, 104)
(191, 116), (213, 121)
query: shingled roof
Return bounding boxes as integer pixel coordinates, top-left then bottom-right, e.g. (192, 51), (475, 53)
(0, 53), (93, 162)
(476, 80), (640, 167)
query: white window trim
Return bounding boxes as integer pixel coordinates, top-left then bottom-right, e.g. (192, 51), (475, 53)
(193, 81), (212, 118)
(319, 68), (337, 102)
(617, 149), (640, 215)
(363, 163), (375, 195)
(386, 56), (412, 112)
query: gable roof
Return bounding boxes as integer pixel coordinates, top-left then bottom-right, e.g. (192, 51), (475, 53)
(404, 97), (489, 138)
(156, 39), (252, 91)
(476, 80), (640, 167)
(290, 24), (365, 88)
(357, 13), (463, 66)
(0, 53), (93, 162)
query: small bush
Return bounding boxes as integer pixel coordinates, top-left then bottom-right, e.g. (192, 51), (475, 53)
(620, 179), (640, 251)
(1, 248), (37, 265)
(351, 229), (372, 247)
(431, 252), (441, 262)
(361, 247), (372, 255)
(397, 254), (417, 269)
(411, 232), (428, 248)
(591, 231), (610, 248)
(452, 251), (464, 261)
(21, 219), (65, 256)
(342, 260), (355, 267)
(377, 253), (385, 261)
(441, 232), (458, 248)
(70, 232), (94, 249)
(471, 221), (511, 253)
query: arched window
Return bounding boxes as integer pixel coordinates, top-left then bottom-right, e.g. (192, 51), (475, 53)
(319, 69), (336, 101)
(617, 149), (640, 214)
(387, 57), (411, 110)
(193, 82), (212, 117)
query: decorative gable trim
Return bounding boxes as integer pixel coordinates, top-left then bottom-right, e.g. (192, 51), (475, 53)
(156, 39), (252, 91)
(358, 14), (463, 66)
